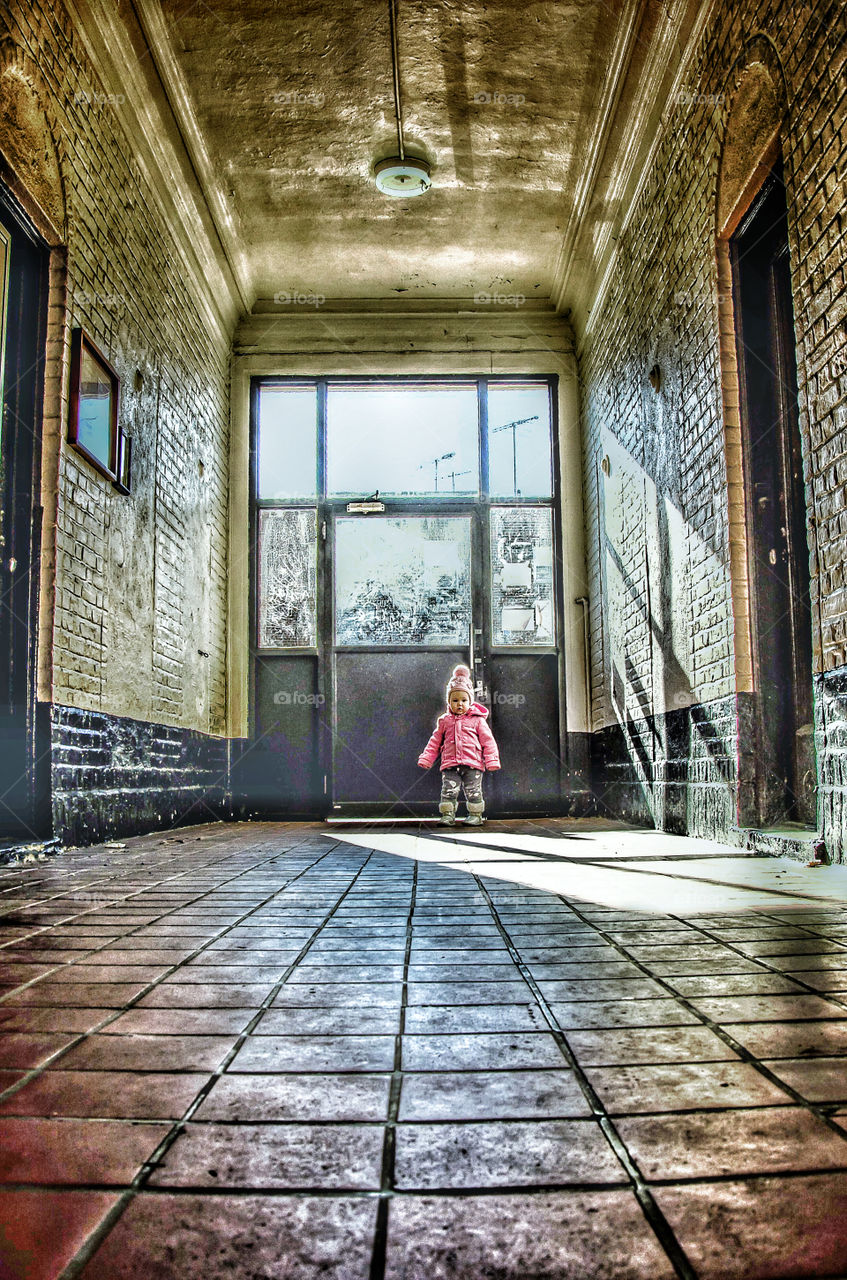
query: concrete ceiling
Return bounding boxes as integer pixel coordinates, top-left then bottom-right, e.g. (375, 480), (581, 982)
(92, 0), (708, 325)
(155, 0), (632, 304)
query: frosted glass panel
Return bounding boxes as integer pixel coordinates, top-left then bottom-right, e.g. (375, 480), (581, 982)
(488, 384), (553, 498)
(258, 385), (318, 499)
(490, 507), (555, 645)
(336, 517), (471, 645)
(327, 384), (478, 496)
(258, 508), (317, 647)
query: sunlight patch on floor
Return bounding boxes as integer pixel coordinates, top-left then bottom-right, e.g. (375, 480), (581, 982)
(326, 829), (847, 915)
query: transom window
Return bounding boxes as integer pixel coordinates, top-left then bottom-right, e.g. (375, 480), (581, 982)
(256, 378), (554, 501)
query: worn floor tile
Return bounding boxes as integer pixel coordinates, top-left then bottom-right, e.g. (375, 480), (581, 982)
(149, 1122), (384, 1189)
(137, 980), (272, 1007)
(654, 1174), (847, 1279)
(404, 1004), (546, 1034)
(548, 998), (698, 1029)
(194, 1072), (391, 1121)
(101, 1009), (255, 1036)
(228, 1034), (396, 1073)
(398, 1069), (591, 1120)
(722, 1019), (847, 1058)
(0, 1032), (77, 1069)
(57, 1034), (236, 1072)
(402, 1032), (565, 1071)
(0, 1190), (118, 1280)
(406, 981), (530, 1005)
(255, 1005), (400, 1034)
(1, 982), (149, 1007)
(567, 1026), (739, 1065)
(584, 1061), (793, 1113)
(0, 1070), (208, 1118)
(78, 1193), (377, 1279)
(762, 1057), (847, 1102)
(395, 1118), (625, 1188)
(536, 977), (665, 1000)
(688, 994), (847, 1022)
(618, 1106), (847, 1179)
(271, 982), (403, 1007)
(0, 1116), (171, 1183)
(383, 1191), (678, 1279)
(662, 973), (806, 997)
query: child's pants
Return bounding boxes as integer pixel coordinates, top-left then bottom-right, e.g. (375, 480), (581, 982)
(440, 767), (484, 809)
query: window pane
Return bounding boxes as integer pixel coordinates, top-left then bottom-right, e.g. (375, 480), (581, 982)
(258, 385), (317, 499)
(258, 508), (317, 647)
(335, 516), (471, 645)
(488, 383), (553, 498)
(327, 384), (478, 497)
(490, 507), (555, 646)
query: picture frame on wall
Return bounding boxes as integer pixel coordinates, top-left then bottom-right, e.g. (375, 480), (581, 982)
(68, 328), (119, 482)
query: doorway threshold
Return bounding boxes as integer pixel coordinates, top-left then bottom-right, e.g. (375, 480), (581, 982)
(325, 817), (443, 826)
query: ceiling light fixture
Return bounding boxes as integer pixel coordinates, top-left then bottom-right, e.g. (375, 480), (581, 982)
(374, 0), (431, 197)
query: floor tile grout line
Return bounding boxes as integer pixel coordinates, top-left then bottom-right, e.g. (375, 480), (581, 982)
(0, 835), (272, 933)
(369, 856), (418, 1280)
(10, 1164), (847, 1197)
(0, 829), (333, 943)
(55, 838), (383, 1280)
(472, 875), (699, 1280)
(0, 837), (348, 1102)
(667, 913), (847, 1011)
(0, 836), (329, 982)
(556, 899), (847, 1149)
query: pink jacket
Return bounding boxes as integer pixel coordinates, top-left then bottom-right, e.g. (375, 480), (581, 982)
(418, 702), (501, 772)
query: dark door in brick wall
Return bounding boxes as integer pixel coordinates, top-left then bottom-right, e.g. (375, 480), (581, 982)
(0, 188), (49, 838)
(731, 159), (816, 828)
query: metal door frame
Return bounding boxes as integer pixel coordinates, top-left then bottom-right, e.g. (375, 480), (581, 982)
(248, 374), (567, 817)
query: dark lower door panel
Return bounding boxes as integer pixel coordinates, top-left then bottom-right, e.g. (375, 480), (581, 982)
(333, 650), (465, 815)
(486, 653), (562, 811)
(237, 654), (322, 815)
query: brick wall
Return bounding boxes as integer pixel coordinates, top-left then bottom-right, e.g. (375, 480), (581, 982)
(580, 1), (847, 856)
(1, 1), (232, 842)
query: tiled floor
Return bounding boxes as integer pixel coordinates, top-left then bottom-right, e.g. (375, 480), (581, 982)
(0, 819), (846, 1278)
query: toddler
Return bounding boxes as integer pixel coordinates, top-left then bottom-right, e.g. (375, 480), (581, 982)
(418, 664), (500, 825)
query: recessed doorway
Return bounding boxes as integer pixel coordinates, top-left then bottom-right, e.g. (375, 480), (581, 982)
(241, 377), (566, 818)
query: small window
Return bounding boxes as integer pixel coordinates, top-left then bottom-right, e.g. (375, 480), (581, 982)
(488, 383), (553, 498)
(490, 506), (555, 645)
(257, 385), (318, 500)
(257, 508), (318, 648)
(327, 383), (479, 497)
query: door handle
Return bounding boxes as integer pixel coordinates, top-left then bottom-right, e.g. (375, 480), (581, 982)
(468, 622), (484, 700)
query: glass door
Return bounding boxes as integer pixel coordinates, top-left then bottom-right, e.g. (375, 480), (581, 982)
(331, 512), (477, 814)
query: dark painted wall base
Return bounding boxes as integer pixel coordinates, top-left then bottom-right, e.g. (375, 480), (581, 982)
(50, 704), (232, 847)
(590, 694), (741, 839)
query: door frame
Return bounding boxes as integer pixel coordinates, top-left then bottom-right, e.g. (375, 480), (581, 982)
(728, 161), (816, 828)
(0, 183), (50, 838)
(246, 373), (569, 817)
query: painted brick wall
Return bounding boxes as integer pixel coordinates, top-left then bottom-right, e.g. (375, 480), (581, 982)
(580, 1), (847, 854)
(4, 1), (230, 737)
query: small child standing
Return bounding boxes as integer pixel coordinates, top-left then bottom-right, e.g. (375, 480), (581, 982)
(417, 664), (501, 825)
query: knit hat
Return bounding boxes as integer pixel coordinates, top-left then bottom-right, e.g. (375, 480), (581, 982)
(446, 664), (474, 701)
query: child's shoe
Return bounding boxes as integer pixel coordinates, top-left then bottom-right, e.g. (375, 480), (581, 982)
(438, 801), (457, 826)
(466, 802), (485, 826)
